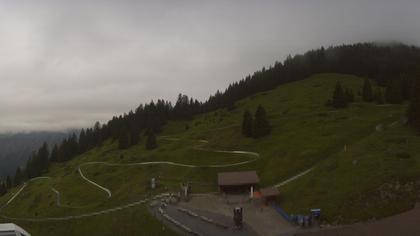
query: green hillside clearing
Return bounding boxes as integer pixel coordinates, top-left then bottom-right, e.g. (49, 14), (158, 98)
(1, 73), (419, 235)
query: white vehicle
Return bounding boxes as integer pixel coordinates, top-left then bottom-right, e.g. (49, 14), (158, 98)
(0, 224), (30, 236)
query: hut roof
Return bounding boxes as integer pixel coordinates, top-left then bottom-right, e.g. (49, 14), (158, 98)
(218, 171), (259, 186)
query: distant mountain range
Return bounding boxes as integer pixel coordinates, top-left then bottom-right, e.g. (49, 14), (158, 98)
(0, 132), (70, 178)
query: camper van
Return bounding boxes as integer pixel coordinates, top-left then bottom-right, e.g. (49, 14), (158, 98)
(0, 224), (30, 236)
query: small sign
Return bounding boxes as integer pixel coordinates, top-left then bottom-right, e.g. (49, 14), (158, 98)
(310, 209), (321, 218)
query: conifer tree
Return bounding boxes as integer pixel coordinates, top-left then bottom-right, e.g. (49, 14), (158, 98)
(78, 129), (87, 153)
(407, 79), (420, 133)
(69, 133), (79, 156)
(14, 167), (22, 187)
(385, 79), (403, 104)
(38, 142), (50, 173)
(146, 131), (157, 150)
(401, 75), (414, 101)
(50, 144), (59, 162)
(0, 182), (6, 196)
(241, 110), (253, 137)
(130, 128), (140, 146)
(30, 151), (42, 177)
(253, 105), (271, 138)
(6, 176), (11, 189)
(25, 156), (33, 179)
(93, 121), (103, 146)
(332, 81), (347, 108)
(118, 131), (131, 149)
(345, 88), (355, 103)
(374, 88), (385, 104)
(362, 78), (374, 102)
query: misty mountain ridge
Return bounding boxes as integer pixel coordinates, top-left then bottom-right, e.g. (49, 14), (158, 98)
(0, 131), (70, 178)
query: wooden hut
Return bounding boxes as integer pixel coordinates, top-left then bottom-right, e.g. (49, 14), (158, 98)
(218, 171), (259, 193)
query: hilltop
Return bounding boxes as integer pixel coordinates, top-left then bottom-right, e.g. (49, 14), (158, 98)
(0, 72), (419, 235)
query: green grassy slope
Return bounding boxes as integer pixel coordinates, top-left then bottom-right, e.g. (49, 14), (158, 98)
(280, 117), (420, 223)
(1, 73), (419, 235)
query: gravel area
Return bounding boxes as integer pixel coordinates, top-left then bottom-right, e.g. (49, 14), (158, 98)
(178, 194), (299, 236)
(151, 204), (258, 236)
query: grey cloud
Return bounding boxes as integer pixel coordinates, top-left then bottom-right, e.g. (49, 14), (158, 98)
(0, 0), (419, 132)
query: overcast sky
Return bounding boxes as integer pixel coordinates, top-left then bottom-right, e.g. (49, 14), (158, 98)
(0, 0), (419, 132)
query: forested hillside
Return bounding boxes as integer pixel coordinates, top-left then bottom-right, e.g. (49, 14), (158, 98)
(0, 44), (419, 236)
(1, 73), (419, 236)
(0, 132), (68, 178)
(10, 43), (420, 193)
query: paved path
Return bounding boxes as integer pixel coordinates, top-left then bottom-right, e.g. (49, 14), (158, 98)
(154, 204), (258, 236)
(78, 164), (112, 198)
(2, 184), (27, 209)
(274, 167), (314, 188)
(179, 194), (298, 236)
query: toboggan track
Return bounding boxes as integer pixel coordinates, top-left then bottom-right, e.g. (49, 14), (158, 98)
(0, 135), (313, 222)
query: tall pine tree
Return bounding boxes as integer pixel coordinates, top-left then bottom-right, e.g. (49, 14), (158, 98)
(118, 131), (131, 149)
(385, 79), (403, 104)
(146, 131), (157, 150)
(253, 105), (271, 138)
(6, 176), (11, 189)
(241, 110), (253, 137)
(38, 142), (50, 174)
(374, 88), (385, 104)
(362, 78), (374, 102)
(332, 81), (348, 108)
(130, 128), (141, 146)
(345, 88), (355, 103)
(25, 156), (33, 179)
(407, 79), (420, 133)
(14, 167), (23, 187)
(50, 144), (59, 162)
(0, 182), (6, 196)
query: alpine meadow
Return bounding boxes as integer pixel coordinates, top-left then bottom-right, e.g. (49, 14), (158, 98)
(1, 1), (420, 236)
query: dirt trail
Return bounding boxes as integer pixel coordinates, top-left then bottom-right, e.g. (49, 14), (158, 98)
(0, 136), (261, 221)
(274, 167), (314, 188)
(77, 137), (260, 198)
(0, 134), (312, 222)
